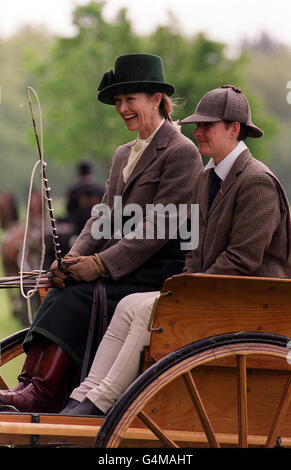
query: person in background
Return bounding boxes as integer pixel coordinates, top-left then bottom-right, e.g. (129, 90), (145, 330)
(44, 161), (105, 268)
(66, 160), (104, 234)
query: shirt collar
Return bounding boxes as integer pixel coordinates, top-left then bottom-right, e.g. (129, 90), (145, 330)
(204, 140), (248, 181)
(137, 118), (165, 145)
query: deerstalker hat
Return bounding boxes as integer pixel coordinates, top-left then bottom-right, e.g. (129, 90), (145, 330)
(181, 85), (263, 138)
(97, 53), (175, 105)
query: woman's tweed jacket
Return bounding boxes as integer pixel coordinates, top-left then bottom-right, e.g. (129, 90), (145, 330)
(72, 119), (202, 280)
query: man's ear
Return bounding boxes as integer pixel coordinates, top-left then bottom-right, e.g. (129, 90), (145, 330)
(231, 121), (241, 140)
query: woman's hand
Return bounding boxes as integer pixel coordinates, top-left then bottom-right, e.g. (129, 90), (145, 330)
(62, 253), (106, 282)
(49, 252), (80, 288)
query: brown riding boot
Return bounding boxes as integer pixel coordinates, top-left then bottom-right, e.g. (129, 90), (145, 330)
(1, 339), (46, 393)
(0, 339), (77, 413)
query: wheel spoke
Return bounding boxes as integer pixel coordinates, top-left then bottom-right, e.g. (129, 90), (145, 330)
(265, 375), (291, 448)
(237, 355), (248, 448)
(183, 371), (220, 448)
(138, 411), (179, 448)
(96, 336), (290, 449)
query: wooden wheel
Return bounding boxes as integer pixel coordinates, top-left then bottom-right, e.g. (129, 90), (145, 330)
(0, 329), (28, 389)
(94, 332), (291, 448)
(0, 329), (28, 366)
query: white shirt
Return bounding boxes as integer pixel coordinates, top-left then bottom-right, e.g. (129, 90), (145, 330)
(123, 118), (165, 183)
(203, 140), (248, 181)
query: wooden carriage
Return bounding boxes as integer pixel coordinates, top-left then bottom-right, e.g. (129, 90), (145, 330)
(0, 273), (290, 448)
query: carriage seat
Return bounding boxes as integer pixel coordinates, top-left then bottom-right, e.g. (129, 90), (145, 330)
(145, 273), (291, 364)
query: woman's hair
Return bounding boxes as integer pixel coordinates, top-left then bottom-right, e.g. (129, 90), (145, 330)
(145, 92), (181, 130)
(159, 94), (174, 121)
(145, 92), (174, 120)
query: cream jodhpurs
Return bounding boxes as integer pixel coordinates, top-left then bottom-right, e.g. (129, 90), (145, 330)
(70, 291), (159, 413)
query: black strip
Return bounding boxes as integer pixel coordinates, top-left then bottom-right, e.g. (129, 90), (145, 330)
(30, 413), (40, 447)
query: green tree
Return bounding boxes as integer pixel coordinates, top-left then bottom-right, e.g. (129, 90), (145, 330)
(241, 33), (291, 199)
(0, 27), (49, 195)
(0, 26), (73, 199)
(0, 1), (280, 203)
(33, 2), (144, 172)
(144, 26), (277, 161)
(32, 0), (277, 171)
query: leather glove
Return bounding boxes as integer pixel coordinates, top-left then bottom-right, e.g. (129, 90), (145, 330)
(62, 253), (106, 282)
(49, 251), (79, 288)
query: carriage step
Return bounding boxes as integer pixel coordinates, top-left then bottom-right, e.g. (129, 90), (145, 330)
(0, 414), (103, 447)
(0, 414), (291, 447)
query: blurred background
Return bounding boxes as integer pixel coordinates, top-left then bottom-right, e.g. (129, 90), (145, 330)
(0, 0), (291, 383)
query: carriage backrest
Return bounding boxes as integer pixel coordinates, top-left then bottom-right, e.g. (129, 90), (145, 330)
(148, 274), (291, 362)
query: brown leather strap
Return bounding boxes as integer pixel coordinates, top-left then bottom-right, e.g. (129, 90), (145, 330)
(80, 279), (107, 382)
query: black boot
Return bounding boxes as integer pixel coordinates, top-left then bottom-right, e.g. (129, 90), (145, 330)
(59, 398), (80, 414)
(61, 397), (105, 416)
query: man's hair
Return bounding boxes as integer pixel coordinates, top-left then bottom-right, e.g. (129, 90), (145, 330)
(223, 120), (248, 141)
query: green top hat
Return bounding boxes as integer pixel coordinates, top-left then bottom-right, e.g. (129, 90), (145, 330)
(97, 53), (175, 105)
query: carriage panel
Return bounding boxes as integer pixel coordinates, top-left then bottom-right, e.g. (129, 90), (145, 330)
(149, 274), (291, 362)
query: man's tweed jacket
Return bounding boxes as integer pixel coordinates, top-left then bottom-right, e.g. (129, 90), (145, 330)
(184, 149), (291, 278)
(72, 119), (202, 280)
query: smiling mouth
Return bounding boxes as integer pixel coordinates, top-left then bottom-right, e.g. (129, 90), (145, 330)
(124, 114), (137, 121)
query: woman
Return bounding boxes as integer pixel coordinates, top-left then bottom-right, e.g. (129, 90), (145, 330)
(0, 53), (201, 413)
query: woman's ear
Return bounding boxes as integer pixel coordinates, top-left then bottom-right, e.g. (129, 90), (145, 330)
(153, 92), (162, 109)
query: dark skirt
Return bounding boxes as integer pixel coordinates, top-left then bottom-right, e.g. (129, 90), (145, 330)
(23, 252), (185, 366)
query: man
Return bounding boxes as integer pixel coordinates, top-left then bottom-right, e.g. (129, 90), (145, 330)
(181, 84), (291, 278)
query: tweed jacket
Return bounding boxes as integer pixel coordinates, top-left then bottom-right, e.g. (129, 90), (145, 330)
(184, 149), (291, 278)
(71, 120), (202, 280)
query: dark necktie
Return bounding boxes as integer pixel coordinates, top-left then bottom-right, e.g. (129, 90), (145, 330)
(208, 168), (221, 209)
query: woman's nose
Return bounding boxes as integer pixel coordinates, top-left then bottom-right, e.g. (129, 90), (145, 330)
(118, 100), (128, 114)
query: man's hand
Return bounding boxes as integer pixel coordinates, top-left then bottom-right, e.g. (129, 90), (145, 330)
(50, 252), (80, 288)
(62, 253), (106, 282)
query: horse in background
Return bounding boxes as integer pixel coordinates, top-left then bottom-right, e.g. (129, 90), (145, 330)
(0, 190), (43, 325)
(0, 180), (105, 323)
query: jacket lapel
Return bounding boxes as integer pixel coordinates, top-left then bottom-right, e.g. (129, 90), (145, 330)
(199, 168), (212, 223)
(208, 149), (251, 215)
(122, 120), (174, 195)
(114, 144), (134, 196)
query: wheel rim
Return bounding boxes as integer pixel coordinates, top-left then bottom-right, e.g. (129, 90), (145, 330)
(0, 328), (28, 365)
(95, 332), (290, 448)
